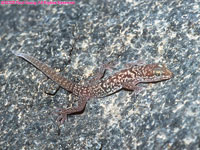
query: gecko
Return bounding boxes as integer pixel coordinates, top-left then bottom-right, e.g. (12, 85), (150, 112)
(13, 52), (173, 124)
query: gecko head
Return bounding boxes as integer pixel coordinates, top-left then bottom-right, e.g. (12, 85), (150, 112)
(140, 64), (173, 82)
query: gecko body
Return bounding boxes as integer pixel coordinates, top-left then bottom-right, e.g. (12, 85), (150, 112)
(14, 52), (173, 124)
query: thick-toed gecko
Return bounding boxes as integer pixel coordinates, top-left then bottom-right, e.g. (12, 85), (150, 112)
(13, 52), (173, 124)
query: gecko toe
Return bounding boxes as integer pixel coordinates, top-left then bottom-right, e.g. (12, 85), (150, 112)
(55, 108), (66, 114)
(56, 113), (67, 125)
(54, 108), (68, 125)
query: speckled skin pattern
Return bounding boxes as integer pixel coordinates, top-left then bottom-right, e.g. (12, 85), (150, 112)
(13, 52), (172, 124)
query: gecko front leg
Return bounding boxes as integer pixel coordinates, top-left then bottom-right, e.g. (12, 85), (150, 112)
(125, 60), (145, 68)
(86, 61), (116, 85)
(122, 82), (144, 95)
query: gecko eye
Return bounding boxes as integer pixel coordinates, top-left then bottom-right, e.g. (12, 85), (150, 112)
(153, 69), (163, 76)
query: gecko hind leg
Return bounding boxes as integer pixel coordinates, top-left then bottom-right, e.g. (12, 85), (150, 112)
(55, 97), (88, 125)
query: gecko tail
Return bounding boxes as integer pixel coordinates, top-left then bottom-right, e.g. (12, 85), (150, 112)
(11, 51), (22, 57)
(13, 51), (76, 92)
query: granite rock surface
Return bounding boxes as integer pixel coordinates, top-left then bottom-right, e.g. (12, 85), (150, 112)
(0, 0), (200, 149)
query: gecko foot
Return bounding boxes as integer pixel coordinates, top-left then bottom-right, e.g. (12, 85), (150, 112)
(54, 108), (68, 125)
(129, 86), (144, 96)
(101, 60), (117, 71)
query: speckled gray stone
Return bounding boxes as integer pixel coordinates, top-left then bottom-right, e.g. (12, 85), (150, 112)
(1, 0), (200, 149)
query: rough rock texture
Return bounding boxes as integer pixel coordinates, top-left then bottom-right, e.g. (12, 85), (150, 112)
(1, 0), (200, 149)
